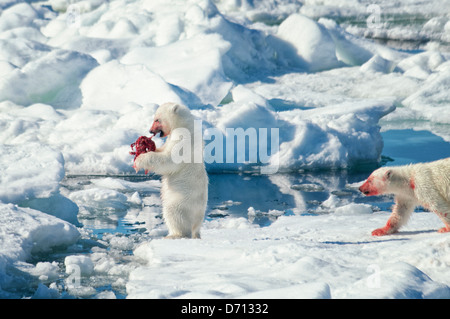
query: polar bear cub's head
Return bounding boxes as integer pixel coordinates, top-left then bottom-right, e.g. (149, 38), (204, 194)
(150, 102), (194, 137)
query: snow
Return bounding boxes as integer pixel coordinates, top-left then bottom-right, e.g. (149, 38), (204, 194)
(0, 0), (449, 299)
(128, 212), (450, 299)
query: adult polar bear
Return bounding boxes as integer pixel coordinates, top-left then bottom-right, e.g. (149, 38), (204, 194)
(134, 103), (208, 239)
(359, 158), (450, 236)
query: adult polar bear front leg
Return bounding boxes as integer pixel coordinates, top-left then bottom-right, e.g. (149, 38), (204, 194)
(134, 103), (208, 239)
(371, 195), (416, 236)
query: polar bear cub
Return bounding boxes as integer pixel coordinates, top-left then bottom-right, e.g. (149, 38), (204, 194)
(134, 103), (208, 239)
(359, 158), (450, 236)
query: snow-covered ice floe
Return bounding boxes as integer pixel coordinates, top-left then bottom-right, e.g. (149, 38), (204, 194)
(0, 203), (80, 298)
(0, 0), (449, 298)
(128, 211), (450, 299)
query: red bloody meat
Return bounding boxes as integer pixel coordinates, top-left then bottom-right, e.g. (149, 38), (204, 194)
(130, 135), (156, 173)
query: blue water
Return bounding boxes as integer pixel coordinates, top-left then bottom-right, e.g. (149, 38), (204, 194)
(381, 129), (450, 166)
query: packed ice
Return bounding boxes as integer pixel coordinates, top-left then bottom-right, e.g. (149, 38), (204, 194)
(0, 0), (449, 298)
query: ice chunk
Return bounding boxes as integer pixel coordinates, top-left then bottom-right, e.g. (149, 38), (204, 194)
(65, 255), (94, 276)
(80, 60), (188, 111)
(0, 203), (80, 265)
(32, 283), (61, 299)
(275, 14), (342, 72)
(360, 55), (396, 74)
(121, 34), (232, 106)
(68, 188), (129, 220)
(0, 141), (79, 224)
(0, 144), (65, 203)
(0, 3), (39, 33)
(20, 194), (80, 226)
(274, 99), (396, 170)
(319, 18), (374, 66)
(30, 262), (61, 281)
(334, 203), (373, 215)
(0, 50), (98, 109)
(402, 61), (450, 124)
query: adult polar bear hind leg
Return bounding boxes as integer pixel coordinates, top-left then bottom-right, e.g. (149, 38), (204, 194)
(359, 158), (450, 236)
(134, 103), (208, 239)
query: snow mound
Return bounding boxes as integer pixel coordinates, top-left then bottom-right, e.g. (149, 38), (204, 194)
(0, 49), (98, 109)
(80, 60), (187, 111)
(0, 143), (79, 224)
(65, 255), (94, 276)
(0, 143), (64, 203)
(276, 14), (342, 72)
(273, 99), (396, 171)
(121, 34), (232, 107)
(402, 61), (450, 124)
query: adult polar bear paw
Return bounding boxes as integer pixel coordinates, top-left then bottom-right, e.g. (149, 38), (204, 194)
(134, 102), (208, 239)
(359, 158), (450, 236)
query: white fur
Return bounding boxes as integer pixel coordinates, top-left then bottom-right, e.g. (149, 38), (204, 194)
(360, 158), (450, 234)
(134, 103), (208, 238)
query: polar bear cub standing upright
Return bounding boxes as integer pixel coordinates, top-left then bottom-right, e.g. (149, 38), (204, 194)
(359, 158), (450, 236)
(134, 103), (208, 239)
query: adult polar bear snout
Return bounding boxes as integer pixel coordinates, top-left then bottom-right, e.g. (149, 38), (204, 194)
(135, 102), (208, 239)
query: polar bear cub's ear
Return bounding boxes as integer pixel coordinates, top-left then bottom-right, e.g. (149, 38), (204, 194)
(383, 169), (392, 180)
(172, 104), (180, 114)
